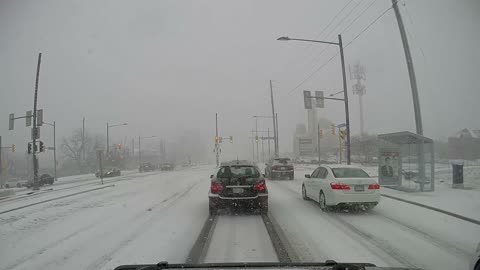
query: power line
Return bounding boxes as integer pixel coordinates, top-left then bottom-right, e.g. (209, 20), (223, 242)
(340, 0), (380, 35)
(287, 51), (340, 95)
(323, 0), (364, 42)
(274, 0), (355, 78)
(285, 6), (394, 95)
(344, 6), (393, 48)
(312, 0), (355, 41)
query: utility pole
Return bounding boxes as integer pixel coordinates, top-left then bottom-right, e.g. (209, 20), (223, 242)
(392, 0), (425, 190)
(392, 0), (422, 135)
(0, 136), (2, 188)
(138, 136), (141, 165)
(255, 117), (259, 162)
(275, 113), (279, 156)
(132, 138), (135, 159)
(267, 128), (271, 159)
(106, 123), (109, 155)
(32, 53), (42, 190)
(53, 121), (57, 181)
(82, 117), (86, 160)
(270, 80), (278, 157)
(215, 113), (219, 167)
(317, 124), (321, 166)
(261, 134), (265, 162)
(251, 131), (255, 162)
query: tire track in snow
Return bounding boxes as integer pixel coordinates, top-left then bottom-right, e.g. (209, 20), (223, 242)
(83, 180), (202, 270)
(269, 181), (418, 267)
(3, 178), (202, 270)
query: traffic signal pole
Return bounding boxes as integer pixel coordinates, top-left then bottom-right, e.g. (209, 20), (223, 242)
(215, 113), (219, 167)
(32, 53), (42, 190)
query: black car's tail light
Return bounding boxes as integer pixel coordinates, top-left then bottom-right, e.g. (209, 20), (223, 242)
(210, 182), (224, 193)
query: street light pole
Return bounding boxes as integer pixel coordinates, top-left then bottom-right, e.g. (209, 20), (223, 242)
(277, 35), (351, 164)
(338, 34), (351, 165)
(106, 123), (109, 154)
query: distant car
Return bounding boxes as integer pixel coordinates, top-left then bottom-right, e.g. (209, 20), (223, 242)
(139, 163), (155, 173)
(302, 165), (380, 211)
(208, 160), (268, 215)
(159, 163), (174, 171)
(96, 168), (121, 178)
(472, 242), (480, 270)
(265, 157), (294, 180)
(25, 174), (54, 188)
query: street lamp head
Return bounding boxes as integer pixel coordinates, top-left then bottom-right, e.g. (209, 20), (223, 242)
(277, 36), (290, 41)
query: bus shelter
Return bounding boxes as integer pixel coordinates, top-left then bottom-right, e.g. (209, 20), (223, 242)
(377, 131), (434, 192)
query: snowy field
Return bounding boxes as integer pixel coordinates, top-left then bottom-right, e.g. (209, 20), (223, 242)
(0, 165), (479, 270)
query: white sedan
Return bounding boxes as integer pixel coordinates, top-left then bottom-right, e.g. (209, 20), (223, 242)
(302, 165), (380, 211)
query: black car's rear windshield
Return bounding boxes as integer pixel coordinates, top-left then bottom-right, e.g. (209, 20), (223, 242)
(331, 168), (370, 178)
(273, 159), (291, 165)
(216, 166), (260, 184)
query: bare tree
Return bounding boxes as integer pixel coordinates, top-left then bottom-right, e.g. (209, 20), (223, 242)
(61, 129), (104, 172)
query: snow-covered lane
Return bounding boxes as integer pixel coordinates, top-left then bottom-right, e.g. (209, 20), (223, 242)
(204, 215), (278, 263)
(0, 166), (214, 270)
(268, 178), (480, 270)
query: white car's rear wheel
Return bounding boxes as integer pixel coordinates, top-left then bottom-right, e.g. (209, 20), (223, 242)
(319, 191), (332, 212)
(302, 185), (309, 200)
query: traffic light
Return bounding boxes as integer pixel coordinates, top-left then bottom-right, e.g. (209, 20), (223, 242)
(214, 136), (219, 144)
(117, 144), (122, 151)
(339, 129), (347, 140)
(11, 144), (15, 152)
(219, 137), (223, 144)
(319, 129), (323, 138)
(229, 136), (233, 143)
(255, 135), (259, 142)
(28, 143), (32, 154)
(331, 124), (336, 135)
(39, 141), (45, 152)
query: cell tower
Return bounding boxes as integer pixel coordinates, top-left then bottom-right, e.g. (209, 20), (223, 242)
(350, 63), (367, 136)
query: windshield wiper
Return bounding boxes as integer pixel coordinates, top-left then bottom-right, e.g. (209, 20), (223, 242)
(115, 261), (376, 270)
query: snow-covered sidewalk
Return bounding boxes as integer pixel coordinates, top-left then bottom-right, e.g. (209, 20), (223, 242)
(381, 185), (480, 221)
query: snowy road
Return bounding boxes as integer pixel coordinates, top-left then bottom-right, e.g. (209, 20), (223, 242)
(0, 165), (478, 270)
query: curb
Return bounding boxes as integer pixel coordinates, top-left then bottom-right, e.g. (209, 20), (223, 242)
(381, 194), (480, 226)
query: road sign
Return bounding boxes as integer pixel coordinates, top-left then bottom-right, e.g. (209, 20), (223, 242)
(37, 109), (43, 126)
(26, 111), (32, 126)
(9, 113), (14, 130)
(31, 127), (40, 140)
(303, 91), (312, 109)
(315, 91), (324, 108)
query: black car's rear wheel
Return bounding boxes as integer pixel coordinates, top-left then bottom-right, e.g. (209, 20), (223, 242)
(259, 200), (268, 214)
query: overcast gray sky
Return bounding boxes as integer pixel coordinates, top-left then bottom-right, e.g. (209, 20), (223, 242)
(1, 0), (479, 161)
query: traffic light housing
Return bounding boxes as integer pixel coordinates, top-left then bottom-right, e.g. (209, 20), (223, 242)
(214, 136), (219, 144)
(117, 144), (122, 151)
(319, 129), (323, 138)
(11, 144), (15, 152)
(28, 143), (32, 154)
(255, 135), (259, 142)
(331, 124), (336, 135)
(229, 136), (233, 143)
(219, 137), (223, 144)
(39, 141), (45, 152)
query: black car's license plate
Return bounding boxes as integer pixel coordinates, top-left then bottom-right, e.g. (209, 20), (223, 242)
(232, 188), (244, 194)
(354, 185), (364, 191)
